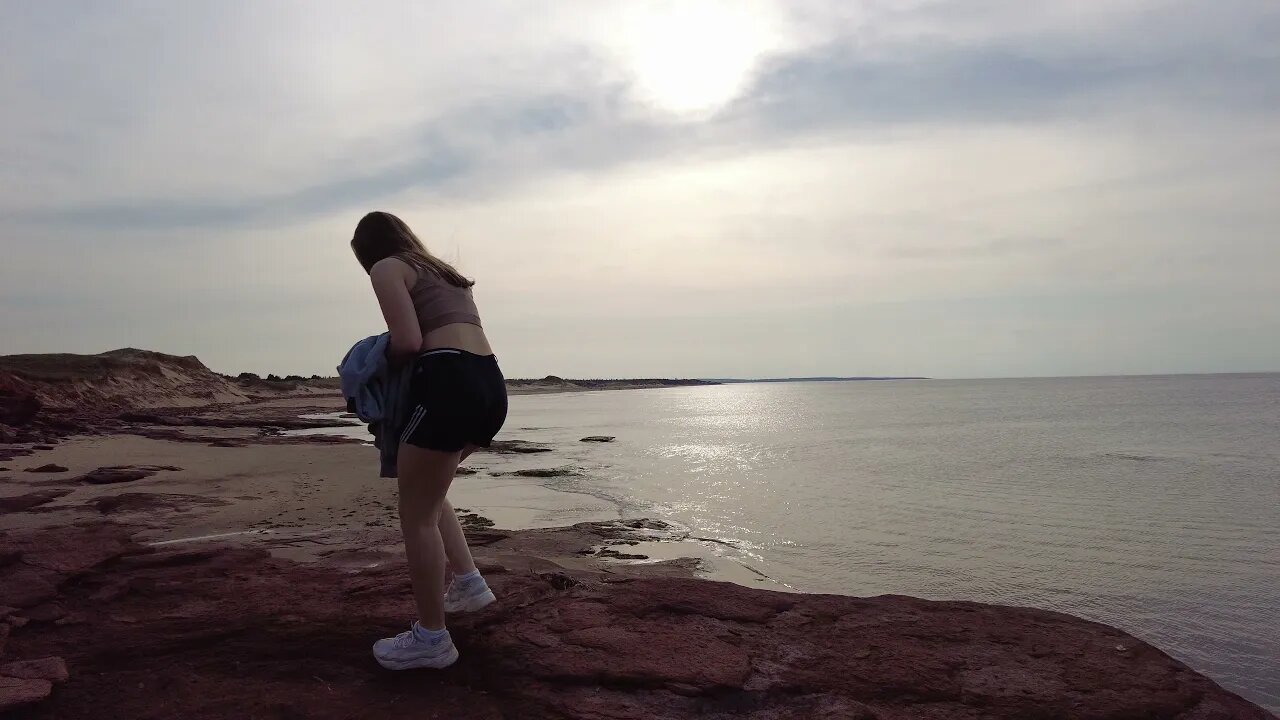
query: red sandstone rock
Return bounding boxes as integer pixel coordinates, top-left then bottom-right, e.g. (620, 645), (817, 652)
(22, 465), (68, 474)
(0, 490), (70, 513)
(0, 567), (58, 608)
(2, 523), (138, 574)
(0, 657), (68, 683)
(0, 676), (52, 711)
(485, 440), (553, 454)
(71, 465), (181, 485)
(0, 522), (1268, 720)
(0, 388), (41, 428)
(23, 603), (69, 624)
(91, 493), (226, 515)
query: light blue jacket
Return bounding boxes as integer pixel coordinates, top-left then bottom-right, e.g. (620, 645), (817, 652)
(338, 334), (413, 478)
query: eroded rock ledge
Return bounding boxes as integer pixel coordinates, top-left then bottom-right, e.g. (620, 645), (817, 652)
(0, 523), (1270, 719)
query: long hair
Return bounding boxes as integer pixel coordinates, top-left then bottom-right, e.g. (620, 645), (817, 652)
(350, 211), (474, 288)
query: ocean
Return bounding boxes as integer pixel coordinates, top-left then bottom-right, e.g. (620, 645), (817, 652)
(491, 375), (1280, 711)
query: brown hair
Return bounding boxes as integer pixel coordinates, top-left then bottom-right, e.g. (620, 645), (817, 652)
(350, 211), (474, 288)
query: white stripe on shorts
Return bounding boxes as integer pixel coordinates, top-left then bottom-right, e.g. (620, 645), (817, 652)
(401, 406), (426, 443)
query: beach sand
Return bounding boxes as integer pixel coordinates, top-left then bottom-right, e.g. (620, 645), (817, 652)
(3, 384), (789, 591)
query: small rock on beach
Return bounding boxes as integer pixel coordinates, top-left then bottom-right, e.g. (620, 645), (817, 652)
(72, 465), (182, 485)
(0, 491), (70, 514)
(496, 467), (581, 478)
(23, 465), (68, 474)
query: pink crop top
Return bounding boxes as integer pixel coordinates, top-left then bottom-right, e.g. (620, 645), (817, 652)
(409, 269), (482, 334)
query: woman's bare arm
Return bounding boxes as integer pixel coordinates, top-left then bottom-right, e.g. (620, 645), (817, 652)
(370, 258), (423, 359)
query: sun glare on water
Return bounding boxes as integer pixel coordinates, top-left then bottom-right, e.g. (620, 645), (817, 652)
(615, 2), (789, 118)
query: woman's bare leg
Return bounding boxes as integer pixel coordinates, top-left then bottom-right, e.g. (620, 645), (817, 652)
(437, 446), (479, 577)
(397, 443), (461, 631)
(438, 497), (477, 577)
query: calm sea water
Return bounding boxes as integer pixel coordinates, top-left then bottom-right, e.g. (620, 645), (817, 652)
(498, 375), (1280, 711)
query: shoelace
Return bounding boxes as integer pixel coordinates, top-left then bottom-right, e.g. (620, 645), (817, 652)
(392, 629), (418, 649)
(445, 581), (474, 601)
(440, 576), (481, 594)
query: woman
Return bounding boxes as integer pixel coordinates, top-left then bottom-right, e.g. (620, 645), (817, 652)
(351, 211), (506, 670)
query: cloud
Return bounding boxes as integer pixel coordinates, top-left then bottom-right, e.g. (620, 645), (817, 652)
(2, 0), (1278, 377)
(740, 0), (1280, 132)
(884, 236), (1065, 259)
(7, 0), (1275, 235)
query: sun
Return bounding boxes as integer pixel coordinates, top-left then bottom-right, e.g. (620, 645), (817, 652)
(615, 3), (788, 118)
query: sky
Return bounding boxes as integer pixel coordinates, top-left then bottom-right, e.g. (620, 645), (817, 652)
(2, 0), (1278, 379)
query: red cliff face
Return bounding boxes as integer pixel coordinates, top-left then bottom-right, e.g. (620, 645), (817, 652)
(0, 377), (41, 429)
(0, 523), (1271, 720)
(0, 349), (262, 454)
(0, 349), (251, 415)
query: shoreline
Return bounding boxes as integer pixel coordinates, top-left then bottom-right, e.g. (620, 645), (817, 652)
(2, 390), (786, 590)
(2, 392), (1275, 716)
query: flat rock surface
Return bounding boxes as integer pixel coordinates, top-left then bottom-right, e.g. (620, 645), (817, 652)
(71, 465), (182, 485)
(21, 466), (67, 474)
(0, 491), (70, 514)
(0, 677), (53, 713)
(0, 658), (68, 683)
(0, 523), (1270, 720)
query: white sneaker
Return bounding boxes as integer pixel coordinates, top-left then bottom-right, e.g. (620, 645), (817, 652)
(444, 578), (496, 614)
(372, 625), (459, 670)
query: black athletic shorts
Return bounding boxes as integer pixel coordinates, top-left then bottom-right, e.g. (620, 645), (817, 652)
(400, 349), (508, 452)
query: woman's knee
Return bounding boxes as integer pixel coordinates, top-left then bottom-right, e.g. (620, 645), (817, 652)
(400, 494), (444, 525)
